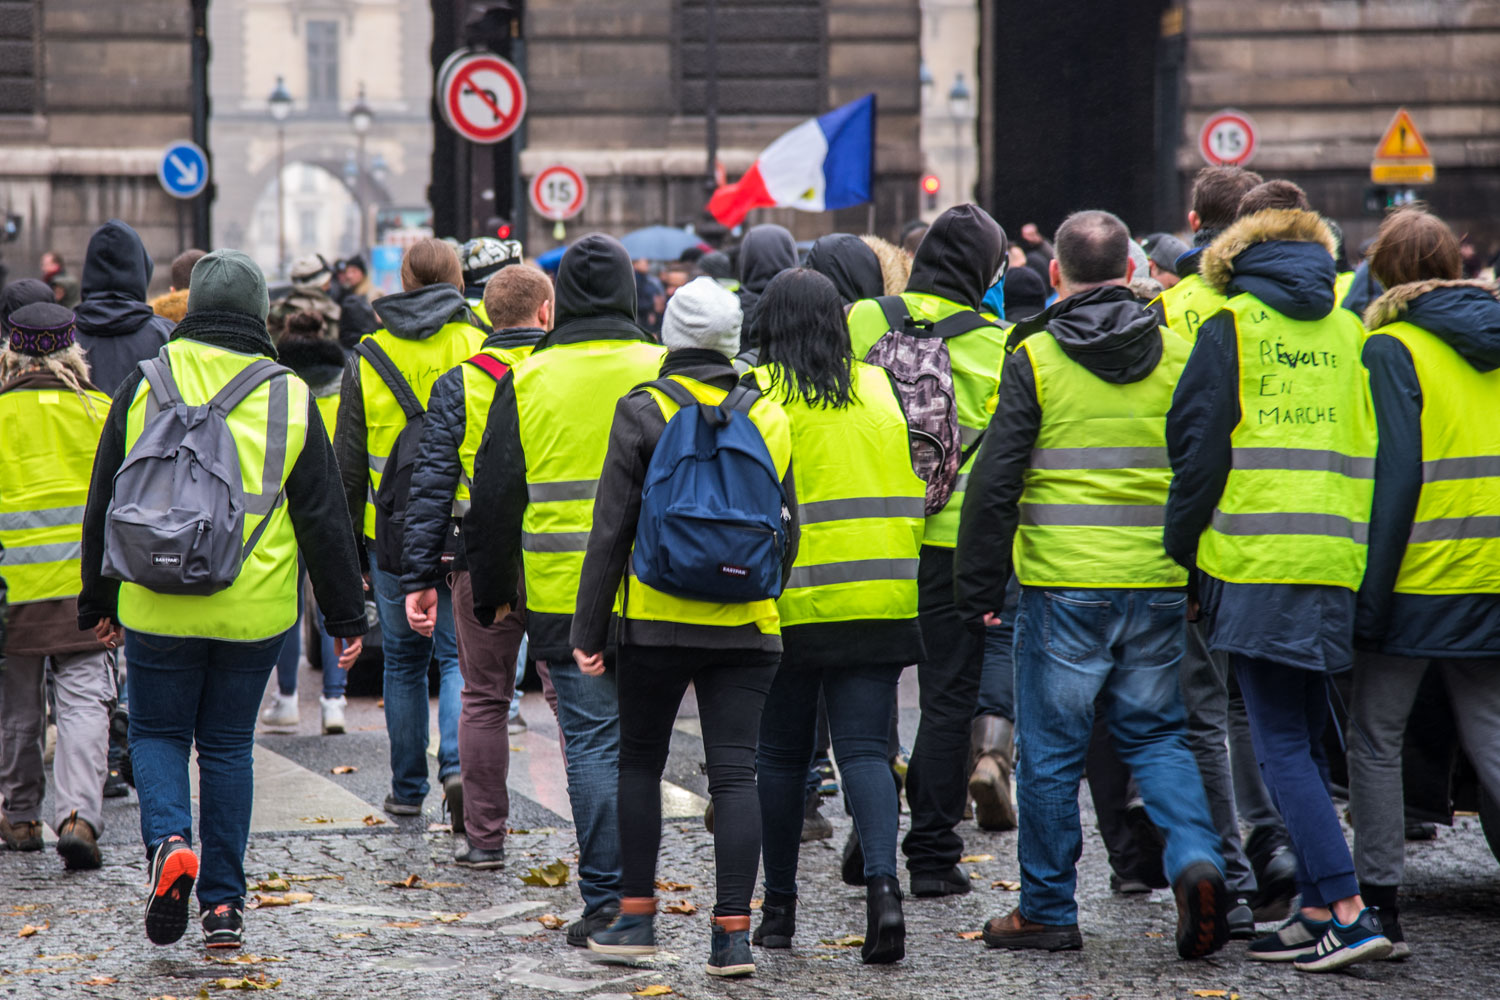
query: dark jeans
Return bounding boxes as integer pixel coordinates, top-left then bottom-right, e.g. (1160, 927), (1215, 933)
(1233, 655), (1358, 908)
(904, 545), (984, 874)
(976, 620), (1016, 721)
(757, 662), (902, 896)
(126, 629), (283, 910)
(617, 644), (777, 917)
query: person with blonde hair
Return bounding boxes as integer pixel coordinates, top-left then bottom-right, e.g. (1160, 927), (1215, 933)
(0, 301), (114, 870)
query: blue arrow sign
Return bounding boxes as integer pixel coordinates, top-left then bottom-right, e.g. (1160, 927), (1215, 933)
(158, 140), (209, 199)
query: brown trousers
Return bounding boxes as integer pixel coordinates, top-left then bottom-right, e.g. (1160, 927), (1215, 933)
(449, 570), (527, 850)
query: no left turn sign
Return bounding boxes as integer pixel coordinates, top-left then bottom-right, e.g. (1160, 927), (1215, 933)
(530, 164), (588, 221)
(438, 50), (526, 144)
(1199, 109), (1257, 167)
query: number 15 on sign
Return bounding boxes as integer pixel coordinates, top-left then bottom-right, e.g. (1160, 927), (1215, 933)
(530, 164), (588, 222)
(1199, 110), (1258, 168)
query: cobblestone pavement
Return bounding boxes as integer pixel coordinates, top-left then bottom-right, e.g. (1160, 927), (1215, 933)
(2, 673), (1498, 999)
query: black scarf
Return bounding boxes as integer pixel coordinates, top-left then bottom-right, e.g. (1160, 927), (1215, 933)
(170, 310), (279, 359)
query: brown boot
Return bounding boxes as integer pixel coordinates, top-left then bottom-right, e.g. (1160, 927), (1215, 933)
(56, 811), (102, 870)
(968, 715), (1017, 831)
(981, 907), (1082, 951)
(0, 816), (43, 852)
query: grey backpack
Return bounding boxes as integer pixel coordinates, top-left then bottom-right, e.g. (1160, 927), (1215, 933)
(102, 351), (293, 595)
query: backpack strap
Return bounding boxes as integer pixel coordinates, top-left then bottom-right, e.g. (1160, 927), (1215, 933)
(721, 374), (762, 415)
(874, 294), (996, 340)
(464, 353), (511, 382)
(206, 359), (295, 521)
(354, 340), (424, 420)
(207, 359), (293, 417)
(875, 295), (916, 336)
(930, 310), (999, 339)
(642, 376), (699, 411)
(138, 353), (184, 419)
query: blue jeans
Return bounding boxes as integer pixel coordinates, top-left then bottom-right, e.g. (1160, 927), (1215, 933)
(757, 663), (902, 895)
(369, 550), (462, 802)
(976, 621), (1016, 720)
(1014, 588), (1222, 925)
(546, 658), (622, 915)
(125, 630), (283, 909)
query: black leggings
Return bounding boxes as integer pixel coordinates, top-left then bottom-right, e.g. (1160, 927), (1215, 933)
(616, 644), (778, 917)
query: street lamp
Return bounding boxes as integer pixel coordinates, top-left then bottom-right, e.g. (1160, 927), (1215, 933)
(947, 73), (972, 206)
(348, 82), (374, 252)
(267, 75), (292, 277)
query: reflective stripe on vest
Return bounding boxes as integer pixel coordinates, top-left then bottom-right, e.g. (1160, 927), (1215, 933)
(622, 375), (792, 635)
(0, 384), (106, 605)
(846, 292), (1007, 548)
(754, 363), (925, 629)
(117, 340), (310, 640)
(1151, 271), (1226, 344)
(1380, 321), (1500, 594)
(1015, 329), (1189, 588)
(454, 343), (534, 518)
(1196, 293), (1377, 589)
(514, 339), (666, 615)
(358, 321), (487, 538)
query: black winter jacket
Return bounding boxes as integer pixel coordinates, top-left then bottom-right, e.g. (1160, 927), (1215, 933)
(77, 311), (367, 638)
(74, 220), (174, 395)
(401, 326), (544, 593)
(569, 349), (800, 656)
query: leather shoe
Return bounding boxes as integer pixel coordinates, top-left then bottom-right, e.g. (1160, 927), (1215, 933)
(981, 908), (1082, 951)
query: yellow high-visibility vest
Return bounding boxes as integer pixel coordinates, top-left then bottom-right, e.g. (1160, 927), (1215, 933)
(454, 341), (537, 517)
(1152, 271), (1226, 344)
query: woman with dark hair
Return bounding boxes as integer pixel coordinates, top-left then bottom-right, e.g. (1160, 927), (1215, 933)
(749, 268), (927, 964)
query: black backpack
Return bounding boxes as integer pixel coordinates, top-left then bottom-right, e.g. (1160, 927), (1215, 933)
(355, 340), (431, 573)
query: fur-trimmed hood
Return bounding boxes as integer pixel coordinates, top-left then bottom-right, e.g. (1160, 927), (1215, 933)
(1200, 209), (1339, 321)
(149, 287), (190, 323)
(1365, 278), (1500, 373)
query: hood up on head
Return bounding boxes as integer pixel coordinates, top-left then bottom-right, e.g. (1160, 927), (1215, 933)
(552, 233), (639, 329)
(906, 204), (1007, 311)
(74, 220), (161, 337)
(805, 234), (884, 305)
(275, 335), (349, 385)
(1200, 209), (1339, 321)
(1365, 278), (1500, 373)
(736, 225), (798, 342)
(371, 283), (474, 340)
(1, 279), (54, 333)
(1020, 284), (1164, 385)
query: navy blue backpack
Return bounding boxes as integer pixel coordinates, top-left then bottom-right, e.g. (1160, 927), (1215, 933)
(632, 377), (789, 603)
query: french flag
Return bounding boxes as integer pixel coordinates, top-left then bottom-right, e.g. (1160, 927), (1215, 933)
(707, 94), (875, 228)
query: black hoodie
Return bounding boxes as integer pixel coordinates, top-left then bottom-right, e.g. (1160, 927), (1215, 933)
(804, 233), (884, 305)
(907, 204), (1008, 310)
(463, 233), (658, 659)
(74, 220), (175, 395)
(736, 224), (797, 349)
(955, 285), (1172, 621)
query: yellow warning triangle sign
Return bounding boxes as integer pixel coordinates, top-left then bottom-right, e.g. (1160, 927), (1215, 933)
(1374, 108), (1432, 160)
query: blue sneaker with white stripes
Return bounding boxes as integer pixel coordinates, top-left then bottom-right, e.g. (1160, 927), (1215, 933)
(1293, 907), (1392, 972)
(1247, 912), (1329, 962)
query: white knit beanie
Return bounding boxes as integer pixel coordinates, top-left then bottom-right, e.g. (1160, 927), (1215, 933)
(661, 276), (742, 359)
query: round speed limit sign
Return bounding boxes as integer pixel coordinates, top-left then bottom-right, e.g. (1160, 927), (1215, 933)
(1199, 110), (1257, 167)
(529, 164), (588, 221)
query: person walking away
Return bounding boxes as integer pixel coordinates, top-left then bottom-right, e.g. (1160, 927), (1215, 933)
(803, 234), (885, 307)
(572, 276), (798, 977)
(0, 303), (114, 868)
(73, 220), (175, 395)
(735, 224), (797, 354)
(260, 309), (351, 733)
(150, 249), (207, 324)
(459, 236), (524, 325)
(1151, 167), (1262, 342)
(77, 249), (366, 950)
(335, 238), (486, 820)
(846, 204), (1009, 898)
(1164, 180), (1390, 972)
(269, 255), (343, 345)
(746, 269), (925, 964)
(463, 234), (664, 944)
(956, 210), (1229, 959)
(1349, 207), (1500, 960)
(401, 263), (552, 864)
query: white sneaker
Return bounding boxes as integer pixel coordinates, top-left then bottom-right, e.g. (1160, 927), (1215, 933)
(320, 696), (347, 735)
(260, 691), (300, 728)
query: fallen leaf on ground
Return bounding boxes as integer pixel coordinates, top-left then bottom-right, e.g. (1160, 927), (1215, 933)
(990, 879), (1021, 891)
(957, 930), (983, 940)
(535, 913), (566, 929)
(634, 986), (673, 997)
(1144, 931), (1164, 939)
(37, 952), (99, 962)
(299, 816), (334, 824)
(519, 859), (570, 887)
(77, 975), (117, 985)
(818, 934), (865, 947)
(663, 900), (697, 915)
(249, 892), (312, 908)
(376, 699), (384, 707)
(211, 974), (280, 990)
(330, 765), (357, 774)
(969, 870), (981, 879)
(655, 879), (693, 892)
(17, 921), (48, 937)
(1189, 993), (1228, 998)
(253, 878), (290, 892)
(430, 912), (466, 923)
(749, 898), (762, 910)
(959, 854), (994, 863)
(283, 873), (342, 883)
(333, 932), (369, 939)
(383, 873), (461, 889)
(8, 904), (42, 914)
(362, 814), (387, 827)
(384, 921), (422, 929)
(510, 745), (524, 752)
(208, 955), (285, 966)
(427, 823), (452, 833)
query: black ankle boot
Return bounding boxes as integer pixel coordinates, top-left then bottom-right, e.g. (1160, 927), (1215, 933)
(862, 876), (905, 964)
(752, 891), (796, 948)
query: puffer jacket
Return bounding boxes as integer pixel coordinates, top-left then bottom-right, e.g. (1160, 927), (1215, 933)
(1358, 279), (1500, 657)
(74, 220), (174, 395)
(400, 325), (545, 592)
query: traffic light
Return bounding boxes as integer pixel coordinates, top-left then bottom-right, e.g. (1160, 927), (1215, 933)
(496, 220), (512, 239)
(921, 173), (940, 211)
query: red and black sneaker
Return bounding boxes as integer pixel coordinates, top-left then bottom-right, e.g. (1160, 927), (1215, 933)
(202, 904), (244, 949)
(144, 837), (198, 945)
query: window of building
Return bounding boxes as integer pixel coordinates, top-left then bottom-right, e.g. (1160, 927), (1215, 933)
(299, 208), (318, 248)
(306, 20), (339, 106)
(676, 0), (824, 117)
(0, 0), (40, 115)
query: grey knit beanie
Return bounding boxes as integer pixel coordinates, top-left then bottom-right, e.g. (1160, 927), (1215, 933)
(661, 276), (742, 359)
(186, 249), (269, 322)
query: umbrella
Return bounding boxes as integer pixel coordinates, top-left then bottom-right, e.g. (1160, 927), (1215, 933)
(619, 226), (708, 261)
(535, 245), (567, 271)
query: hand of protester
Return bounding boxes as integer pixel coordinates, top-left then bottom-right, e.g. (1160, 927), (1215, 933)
(490, 604), (512, 626)
(573, 647), (605, 676)
(335, 636), (363, 669)
(405, 588), (438, 637)
(93, 618), (124, 649)
(982, 612), (1003, 627)
(1187, 598), (1201, 622)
